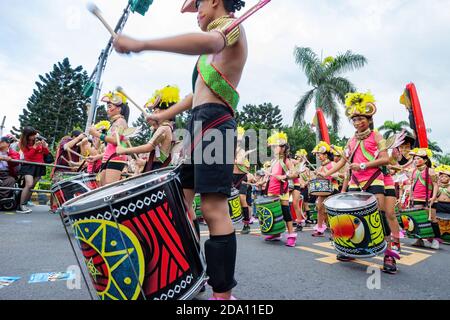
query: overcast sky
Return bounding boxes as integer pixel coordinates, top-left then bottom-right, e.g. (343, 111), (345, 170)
(1, 0), (449, 151)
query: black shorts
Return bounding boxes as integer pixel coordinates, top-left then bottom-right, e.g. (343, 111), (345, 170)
(101, 161), (126, 172)
(349, 185), (385, 195)
(233, 174), (248, 195)
(413, 200), (437, 209)
(436, 202), (450, 219)
(301, 187), (309, 203)
(180, 103), (236, 197)
(19, 164), (46, 178)
(292, 185), (302, 192)
(385, 188), (397, 198)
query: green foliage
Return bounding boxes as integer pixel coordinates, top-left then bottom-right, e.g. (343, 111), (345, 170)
(282, 122), (317, 163)
(378, 120), (411, 139)
(293, 47), (367, 131)
(11, 58), (90, 149)
(130, 114), (153, 146)
(435, 153), (450, 165)
(237, 103), (283, 131)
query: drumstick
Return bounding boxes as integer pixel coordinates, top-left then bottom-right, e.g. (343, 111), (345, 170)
(126, 141), (139, 160)
(67, 148), (86, 160)
(116, 86), (149, 117)
(87, 3), (117, 38)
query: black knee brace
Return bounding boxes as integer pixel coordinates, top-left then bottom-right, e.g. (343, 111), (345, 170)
(431, 222), (441, 239)
(204, 232), (238, 293)
(281, 205), (293, 223)
(242, 207), (250, 224)
(380, 211), (391, 237)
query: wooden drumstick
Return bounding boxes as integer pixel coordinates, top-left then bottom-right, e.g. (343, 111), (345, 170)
(126, 141), (139, 160)
(67, 148), (86, 160)
(115, 86), (149, 117)
(87, 3), (117, 38)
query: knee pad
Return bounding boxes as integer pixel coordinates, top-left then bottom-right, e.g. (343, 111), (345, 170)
(242, 207), (250, 223)
(380, 211), (391, 237)
(204, 232), (237, 293)
(281, 205), (293, 223)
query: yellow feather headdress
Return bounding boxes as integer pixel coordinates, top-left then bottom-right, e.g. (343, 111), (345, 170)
(312, 141), (331, 154)
(263, 161), (271, 169)
(94, 120), (111, 132)
(296, 149), (308, 157)
(331, 145), (344, 156)
(237, 127), (246, 140)
(145, 85), (180, 109)
(345, 92), (377, 118)
(436, 165), (450, 176)
(101, 91), (127, 106)
(409, 148), (433, 159)
(268, 131), (288, 146)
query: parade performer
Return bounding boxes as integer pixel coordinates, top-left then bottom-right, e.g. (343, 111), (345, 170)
(294, 150), (316, 225)
(0, 136), (20, 200)
(331, 145), (348, 192)
(435, 165), (450, 242)
(323, 92), (399, 274)
(408, 148), (440, 249)
(89, 91), (129, 186)
(264, 131), (298, 247)
(117, 85), (179, 171)
(312, 141), (339, 237)
(51, 130), (84, 178)
(291, 149), (308, 231)
(233, 127), (252, 235)
(113, 0), (267, 300)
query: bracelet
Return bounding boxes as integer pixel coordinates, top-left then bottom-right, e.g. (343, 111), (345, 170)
(100, 134), (106, 142)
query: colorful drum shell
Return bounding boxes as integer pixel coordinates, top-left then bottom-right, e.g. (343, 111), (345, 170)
(324, 192), (387, 258)
(51, 174), (99, 208)
(255, 196), (286, 235)
(61, 168), (206, 300)
(193, 189), (242, 224)
(397, 209), (435, 239)
(309, 178), (333, 197)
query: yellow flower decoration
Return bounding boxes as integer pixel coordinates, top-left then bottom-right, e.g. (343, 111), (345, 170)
(312, 141), (331, 154)
(94, 120), (111, 131)
(410, 148), (433, 159)
(296, 149), (308, 157)
(345, 91), (376, 118)
(436, 165), (450, 176)
(263, 161), (271, 169)
(268, 131), (288, 146)
(146, 85), (180, 109)
(102, 91), (127, 105)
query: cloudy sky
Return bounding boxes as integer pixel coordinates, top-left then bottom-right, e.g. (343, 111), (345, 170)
(1, 0), (449, 151)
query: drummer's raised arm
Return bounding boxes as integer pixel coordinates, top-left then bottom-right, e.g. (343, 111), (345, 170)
(322, 156), (347, 177)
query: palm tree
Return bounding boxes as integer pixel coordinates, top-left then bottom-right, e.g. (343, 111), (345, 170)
(293, 47), (367, 131)
(435, 153), (450, 165)
(378, 120), (412, 139)
(428, 140), (443, 154)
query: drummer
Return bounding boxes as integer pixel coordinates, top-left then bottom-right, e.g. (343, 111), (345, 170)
(322, 92), (398, 274)
(116, 85), (179, 172)
(264, 132), (298, 247)
(312, 141), (339, 237)
(291, 149), (309, 231)
(89, 91), (130, 186)
(408, 148), (440, 249)
(331, 145), (348, 192)
(435, 165), (450, 241)
(232, 127), (252, 234)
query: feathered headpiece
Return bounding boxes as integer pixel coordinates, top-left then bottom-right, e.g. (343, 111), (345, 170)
(263, 161), (271, 169)
(331, 145), (344, 157)
(312, 141), (331, 154)
(296, 149), (308, 158)
(435, 165), (450, 176)
(267, 131), (288, 146)
(101, 91), (127, 106)
(94, 120), (111, 132)
(409, 148), (433, 159)
(145, 85), (180, 110)
(181, 0), (246, 13)
(345, 92), (377, 118)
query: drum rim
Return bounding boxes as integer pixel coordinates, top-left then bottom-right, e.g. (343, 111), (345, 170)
(51, 173), (97, 190)
(333, 241), (388, 259)
(324, 191), (377, 212)
(62, 168), (177, 215)
(255, 196), (281, 205)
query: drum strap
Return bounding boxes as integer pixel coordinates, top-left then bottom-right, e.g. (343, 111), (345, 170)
(144, 150), (173, 173)
(351, 169), (381, 192)
(233, 174), (247, 189)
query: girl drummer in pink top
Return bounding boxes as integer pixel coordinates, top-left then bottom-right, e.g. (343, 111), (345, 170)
(323, 92), (398, 274)
(311, 141), (339, 237)
(89, 91), (129, 186)
(264, 132), (298, 247)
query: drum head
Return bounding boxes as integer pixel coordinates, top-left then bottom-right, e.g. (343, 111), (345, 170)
(324, 192), (376, 211)
(62, 168), (176, 214)
(255, 196), (279, 205)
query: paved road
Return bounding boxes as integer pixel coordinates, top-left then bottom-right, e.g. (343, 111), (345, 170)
(0, 206), (449, 300)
